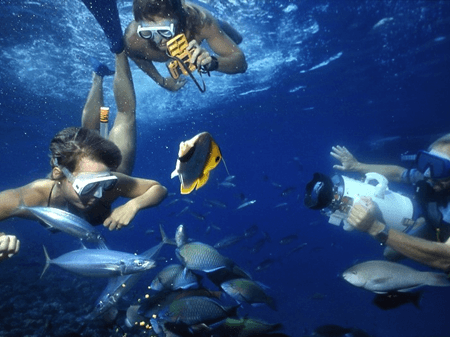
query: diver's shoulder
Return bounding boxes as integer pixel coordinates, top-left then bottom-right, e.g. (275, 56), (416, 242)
(23, 179), (54, 195)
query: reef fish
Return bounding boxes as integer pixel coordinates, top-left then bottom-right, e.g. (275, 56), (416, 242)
(221, 278), (277, 310)
(176, 242), (233, 273)
(151, 264), (200, 291)
(171, 132), (222, 194)
(343, 260), (450, 293)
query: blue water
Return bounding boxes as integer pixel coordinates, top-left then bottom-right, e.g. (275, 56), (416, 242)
(1, 0), (450, 336)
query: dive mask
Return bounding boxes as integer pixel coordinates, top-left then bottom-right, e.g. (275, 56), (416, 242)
(416, 150), (450, 180)
(60, 166), (118, 198)
(137, 20), (177, 42)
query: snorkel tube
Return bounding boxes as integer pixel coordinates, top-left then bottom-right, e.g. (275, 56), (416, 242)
(99, 107), (109, 139)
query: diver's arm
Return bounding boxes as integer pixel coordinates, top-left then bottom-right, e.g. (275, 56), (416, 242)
(103, 173), (168, 230)
(0, 181), (49, 221)
(331, 145), (406, 182)
(347, 197), (450, 271)
(205, 22), (247, 74)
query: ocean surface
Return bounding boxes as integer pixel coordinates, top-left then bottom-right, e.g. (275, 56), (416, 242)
(0, 0), (450, 336)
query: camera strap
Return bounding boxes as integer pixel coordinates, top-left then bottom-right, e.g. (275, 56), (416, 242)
(168, 54), (207, 93)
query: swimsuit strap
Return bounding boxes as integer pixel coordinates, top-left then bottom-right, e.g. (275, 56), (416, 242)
(47, 182), (58, 207)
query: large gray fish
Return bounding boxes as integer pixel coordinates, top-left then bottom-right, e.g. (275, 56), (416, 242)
(176, 242), (233, 273)
(85, 225), (171, 320)
(171, 132), (222, 194)
(151, 264), (200, 291)
(23, 206), (106, 248)
(343, 260), (450, 293)
(42, 246), (156, 278)
(221, 278), (277, 310)
(158, 296), (238, 326)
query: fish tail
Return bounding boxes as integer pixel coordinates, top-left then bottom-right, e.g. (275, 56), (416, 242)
(159, 224), (176, 246)
(267, 295), (278, 311)
(426, 272), (450, 287)
(40, 245), (51, 279)
(411, 291), (423, 309)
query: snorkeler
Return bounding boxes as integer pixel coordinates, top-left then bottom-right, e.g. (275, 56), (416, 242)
(124, 0), (247, 91)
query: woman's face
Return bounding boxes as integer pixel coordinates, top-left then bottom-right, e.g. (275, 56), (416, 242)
(140, 16), (177, 50)
(428, 144), (450, 193)
(61, 157), (109, 211)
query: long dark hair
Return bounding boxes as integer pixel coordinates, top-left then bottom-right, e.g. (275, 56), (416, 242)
(49, 127), (122, 173)
(133, 0), (204, 38)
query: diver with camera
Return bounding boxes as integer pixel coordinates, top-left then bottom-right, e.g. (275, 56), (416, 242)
(125, 0), (247, 92)
(304, 134), (450, 272)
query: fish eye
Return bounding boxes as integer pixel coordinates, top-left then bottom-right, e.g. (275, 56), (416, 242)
(215, 156), (220, 162)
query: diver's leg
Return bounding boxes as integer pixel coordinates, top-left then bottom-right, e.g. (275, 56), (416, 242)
(218, 20), (243, 45)
(108, 51), (136, 175)
(80, 0), (124, 53)
(81, 58), (115, 130)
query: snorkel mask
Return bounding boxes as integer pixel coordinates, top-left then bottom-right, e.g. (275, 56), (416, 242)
(60, 166), (118, 198)
(137, 20), (177, 44)
(416, 150), (450, 180)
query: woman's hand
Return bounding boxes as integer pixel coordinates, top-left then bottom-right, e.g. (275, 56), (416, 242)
(330, 145), (361, 172)
(103, 201), (139, 231)
(187, 40), (213, 69)
(0, 233), (20, 261)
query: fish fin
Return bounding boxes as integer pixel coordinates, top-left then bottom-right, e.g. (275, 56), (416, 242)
(160, 224), (177, 246)
(221, 156), (231, 176)
(181, 180), (198, 195)
(97, 240), (108, 250)
(171, 169), (179, 179)
(40, 246), (51, 279)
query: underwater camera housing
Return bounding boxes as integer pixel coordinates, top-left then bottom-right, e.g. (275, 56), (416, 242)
(304, 172), (415, 232)
(166, 34), (197, 79)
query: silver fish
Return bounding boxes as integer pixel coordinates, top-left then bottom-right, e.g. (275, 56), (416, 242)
(343, 260), (450, 293)
(176, 242), (233, 272)
(221, 278), (277, 310)
(42, 246), (156, 278)
(236, 200), (256, 210)
(86, 225), (171, 320)
(23, 206), (106, 248)
(175, 224), (189, 248)
(213, 235), (245, 249)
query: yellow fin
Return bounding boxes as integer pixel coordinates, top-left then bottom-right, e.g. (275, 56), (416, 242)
(181, 180), (198, 195)
(196, 140), (222, 190)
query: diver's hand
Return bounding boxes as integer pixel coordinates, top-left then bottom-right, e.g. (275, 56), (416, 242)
(103, 202), (139, 231)
(163, 77), (187, 92)
(347, 197), (385, 236)
(187, 40), (212, 69)
(0, 233), (20, 261)
(331, 145), (361, 172)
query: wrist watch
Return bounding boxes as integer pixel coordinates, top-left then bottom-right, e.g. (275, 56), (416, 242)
(373, 227), (390, 245)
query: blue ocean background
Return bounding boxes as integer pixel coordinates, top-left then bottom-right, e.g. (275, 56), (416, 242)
(0, 0), (450, 336)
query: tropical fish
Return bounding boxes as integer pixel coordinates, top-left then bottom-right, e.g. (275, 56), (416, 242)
(151, 264), (200, 291)
(171, 132), (223, 194)
(209, 317), (283, 337)
(42, 246), (156, 278)
(244, 224), (259, 238)
(176, 242), (233, 273)
(207, 265), (252, 288)
(312, 324), (372, 337)
(22, 206), (106, 248)
(343, 260), (450, 293)
(158, 296), (239, 326)
(221, 278), (277, 310)
(372, 291), (422, 310)
(255, 258), (276, 272)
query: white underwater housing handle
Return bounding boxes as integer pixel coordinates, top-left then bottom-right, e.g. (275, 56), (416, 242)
(364, 172), (388, 199)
